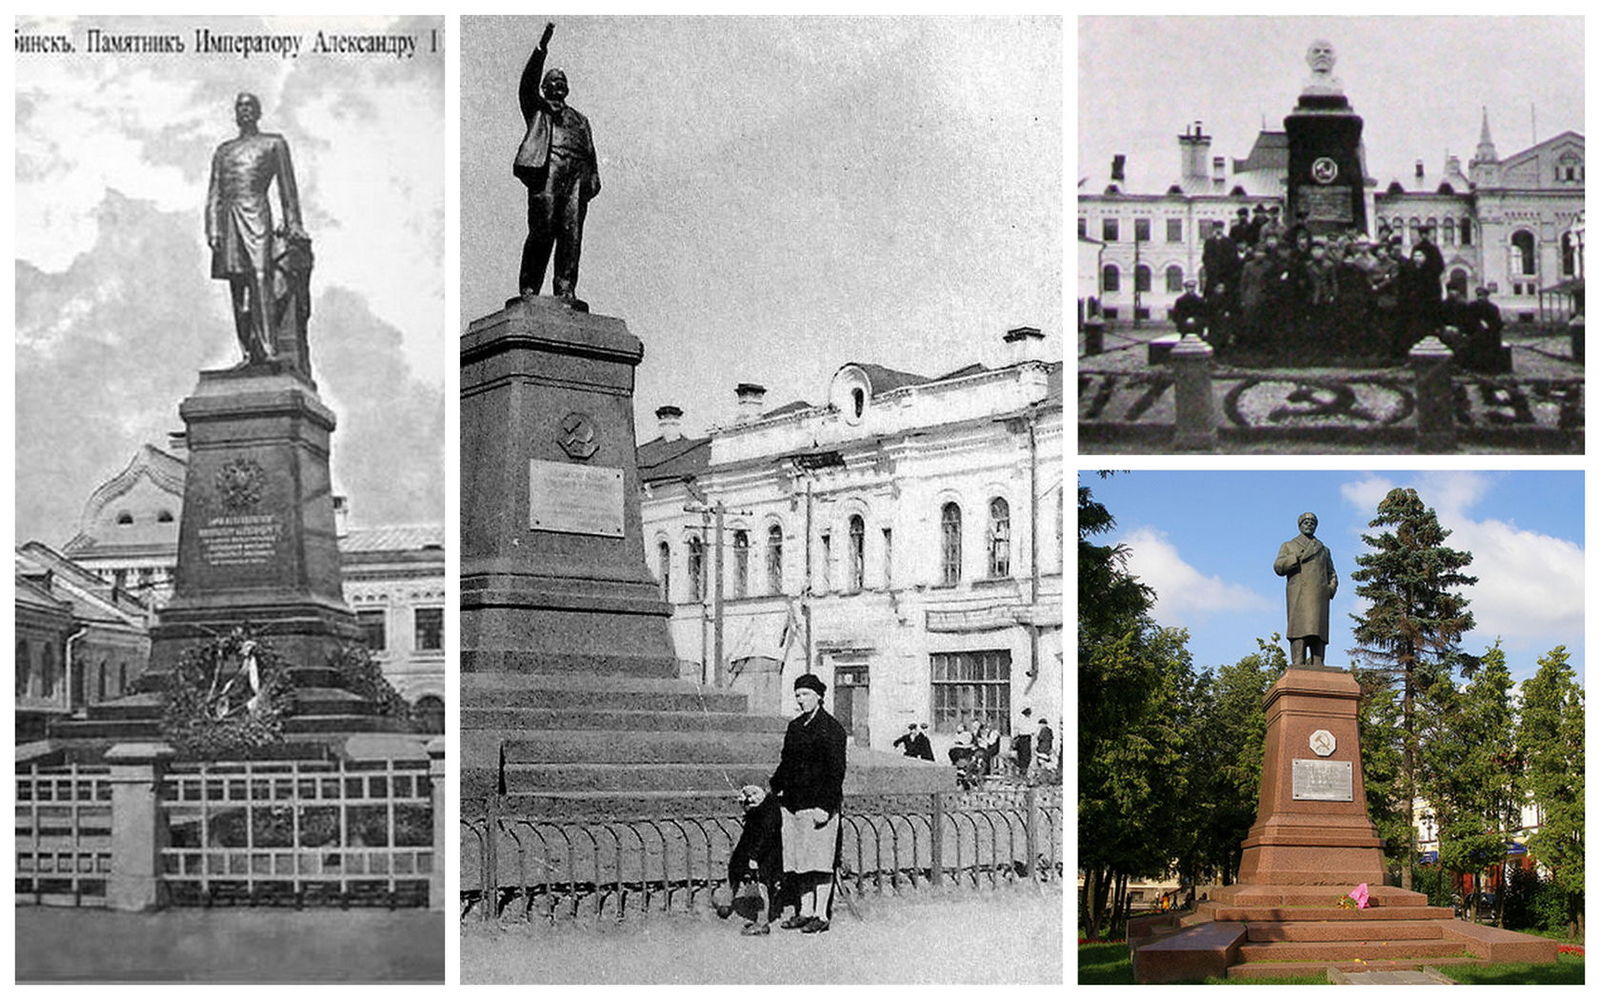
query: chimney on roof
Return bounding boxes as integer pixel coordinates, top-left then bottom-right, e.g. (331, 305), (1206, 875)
(1212, 155), (1227, 186)
(1178, 121), (1212, 188)
(655, 404), (684, 442)
(734, 383), (767, 426)
(1414, 159), (1425, 180)
(167, 431), (187, 455)
(1004, 326), (1046, 364)
(1110, 154), (1126, 183)
(1446, 154), (1462, 177)
(333, 495), (349, 539)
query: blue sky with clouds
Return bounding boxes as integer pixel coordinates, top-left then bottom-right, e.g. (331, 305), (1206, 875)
(1082, 470), (1584, 686)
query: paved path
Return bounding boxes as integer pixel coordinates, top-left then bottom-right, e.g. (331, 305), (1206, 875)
(463, 885), (1063, 984)
(16, 906), (445, 983)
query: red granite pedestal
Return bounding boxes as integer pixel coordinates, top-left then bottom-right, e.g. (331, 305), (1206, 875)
(1132, 666), (1558, 983)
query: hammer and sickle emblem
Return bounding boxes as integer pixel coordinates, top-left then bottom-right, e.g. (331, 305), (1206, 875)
(1311, 157), (1339, 185)
(557, 411), (600, 459)
(1268, 382), (1376, 424)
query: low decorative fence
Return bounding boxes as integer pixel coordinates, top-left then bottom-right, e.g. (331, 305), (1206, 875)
(16, 763), (114, 907)
(160, 759), (435, 907)
(16, 742), (446, 911)
(461, 787), (1063, 922)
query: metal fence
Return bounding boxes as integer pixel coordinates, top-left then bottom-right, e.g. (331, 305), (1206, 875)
(160, 758), (434, 907)
(16, 764), (114, 907)
(462, 787), (1063, 922)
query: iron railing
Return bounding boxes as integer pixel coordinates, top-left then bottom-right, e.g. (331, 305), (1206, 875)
(16, 764), (114, 907)
(462, 787), (1063, 922)
(160, 758), (434, 907)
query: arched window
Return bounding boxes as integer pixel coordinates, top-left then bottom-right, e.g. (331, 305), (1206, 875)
(1448, 268), (1470, 295)
(1102, 264), (1120, 293)
(413, 695), (446, 735)
(1134, 264), (1152, 293)
(15, 641), (28, 696)
(766, 524), (784, 595)
(1460, 217), (1473, 246)
(1443, 218), (1456, 246)
(1165, 264), (1184, 293)
(940, 503), (962, 586)
(847, 515), (865, 593)
(1561, 232), (1576, 277)
(41, 644), (56, 698)
(687, 536), (705, 602)
(118, 663), (128, 697)
(115, 511), (134, 525)
(732, 530), (750, 598)
(157, 510), (175, 523)
(97, 659), (108, 702)
(988, 498), (1012, 578)
(656, 540), (671, 602)
(1408, 217), (1421, 243)
(850, 387), (865, 419)
(1512, 230), (1537, 276)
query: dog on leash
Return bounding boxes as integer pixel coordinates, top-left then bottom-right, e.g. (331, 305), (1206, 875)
(713, 784), (786, 934)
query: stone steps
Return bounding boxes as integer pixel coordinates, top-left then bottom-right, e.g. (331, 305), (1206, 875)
(1211, 905), (1455, 922)
(1236, 939), (1467, 962)
(1227, 957), (1488, 980)
(460, 649), (681, 678)
(460, 707), (788, 733)
(470, 729), (780, 766)
(1246, 919), (1446, 942)
(503, 762), (767, 794)
(460, 682), (746, 714)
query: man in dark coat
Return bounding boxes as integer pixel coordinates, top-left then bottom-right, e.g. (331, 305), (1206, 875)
(1413, 225), (1446, 330)
(1172, 280), (1207, 336)
(1202, 225), (1241, 307)
(769, 673), (847, 933)
(515, 22), (602, 308)
(1459, 286), (1506, 372)
(1228, 206), (1254, 247)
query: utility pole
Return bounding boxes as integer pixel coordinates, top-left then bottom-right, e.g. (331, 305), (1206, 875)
(684, 497), (752, 688)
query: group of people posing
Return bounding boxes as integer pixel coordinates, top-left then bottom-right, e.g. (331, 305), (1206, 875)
(896, 709), (1055, 786)
(1172, 204), (1505, 369)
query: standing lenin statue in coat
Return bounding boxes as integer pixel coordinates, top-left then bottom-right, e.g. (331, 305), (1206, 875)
(515, 21), (601, 310)
(1274, 511), (1338, 665)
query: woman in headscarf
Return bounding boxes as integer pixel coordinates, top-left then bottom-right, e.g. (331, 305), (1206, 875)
(769, 672), (848, 933)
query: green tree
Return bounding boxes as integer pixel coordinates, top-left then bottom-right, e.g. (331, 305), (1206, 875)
(1419, 643), (1519, 925)
(1348, 487), (1476, 889)
(1518, 646), (1585, 937)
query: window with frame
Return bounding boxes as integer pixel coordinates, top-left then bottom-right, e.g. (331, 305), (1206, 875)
(117, 663), (127, 697)
(1133, 218), (1150, 242)
(940, 502), (962, 586)
(97, 661), (107, 702)
(1134, 264), (1151, 293)
(414, 607), (443, 652)
(988, 497), (1011, 578)
(1512, 230), (1537, 276)
(931, 650), (1011, 733)
(41, 644), (56, 698)
(881, 527), (893, 589)
(1165, 264), (1183, 293)
(413, 695), (445, 735)
(657, 540), (672, 601)
(846, 516), (865, 592)
(819, 531), (833, 593)
(1102, 264), (1120, 293)
(1077, 216), (1087, 238)
(731, 530), (750, 598)
(1102, 218), (1119, 242)
(357, 608), (387, 651)
(15, 641), (28, 696)
(1166, 218), (1183, 243)
(1460, 217), (1473, 246)
(688, 536), (705, 601)
(766, 524), (783, 594)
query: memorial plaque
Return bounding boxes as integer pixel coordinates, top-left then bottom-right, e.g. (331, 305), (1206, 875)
(1297, 185), (1354, 223)
(1292, 758), (1353, 801)
(198, 513), (283, 568)
(528, 459), (624, 537)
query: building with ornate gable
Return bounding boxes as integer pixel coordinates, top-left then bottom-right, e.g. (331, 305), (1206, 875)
(639, 327), (1063, 761)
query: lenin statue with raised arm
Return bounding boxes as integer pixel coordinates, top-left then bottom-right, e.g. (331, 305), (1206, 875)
(515, 21), (601, 311)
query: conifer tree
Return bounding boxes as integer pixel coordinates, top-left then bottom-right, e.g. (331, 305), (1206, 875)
(1517, 646), (1585, 936)
(1349, 487), (1476, 889)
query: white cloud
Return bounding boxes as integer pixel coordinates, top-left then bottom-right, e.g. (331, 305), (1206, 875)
(1119, 526), (1271, 625)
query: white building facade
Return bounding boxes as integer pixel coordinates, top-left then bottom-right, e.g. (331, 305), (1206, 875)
(640, 329), (1064, 760)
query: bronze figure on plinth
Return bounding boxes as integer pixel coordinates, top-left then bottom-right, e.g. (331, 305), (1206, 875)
(515, 21), (601, 311)
(1274, 511), (1338, 665)
(206, 92), (313, 373)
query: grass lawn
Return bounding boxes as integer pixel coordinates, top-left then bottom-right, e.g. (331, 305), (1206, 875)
(1079, 942), (1584, 985)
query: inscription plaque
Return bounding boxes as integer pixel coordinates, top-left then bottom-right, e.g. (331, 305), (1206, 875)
(1292, 758), (1353, 801)
(528, 459), (624, 537)
(198, 513), (283, 567)
(1297, 185), (1354, 223)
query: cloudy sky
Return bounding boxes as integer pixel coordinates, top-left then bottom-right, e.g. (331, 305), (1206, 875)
(461, 15), (1062, 440)
(1083, 470), (1584, 686)
(14, 14), (445, 546)
(1079, 15), (1584, 193)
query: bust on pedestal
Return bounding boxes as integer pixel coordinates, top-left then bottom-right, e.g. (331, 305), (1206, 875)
(1284, 41), (1368, 237)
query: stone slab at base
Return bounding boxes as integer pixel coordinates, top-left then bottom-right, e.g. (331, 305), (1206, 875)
(1132, 921), (1246, 983)
(1147, 333), (1182, 366)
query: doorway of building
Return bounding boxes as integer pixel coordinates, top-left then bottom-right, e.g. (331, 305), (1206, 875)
(834, 664), (870, 747)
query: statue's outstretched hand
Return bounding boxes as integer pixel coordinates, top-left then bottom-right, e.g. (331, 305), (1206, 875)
(539, 22), (555, 50)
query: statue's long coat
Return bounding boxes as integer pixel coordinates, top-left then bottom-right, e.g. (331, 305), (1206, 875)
(1273, 534), (1337, 641)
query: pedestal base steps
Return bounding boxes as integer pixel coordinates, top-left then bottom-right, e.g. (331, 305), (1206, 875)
(1131, 885), (1559, 983)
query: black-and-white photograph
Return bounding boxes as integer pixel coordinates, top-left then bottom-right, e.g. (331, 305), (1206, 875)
(14, 14), (446, 983)
(458, 15), (1063, 984)
(1078, 16), (1584, 453)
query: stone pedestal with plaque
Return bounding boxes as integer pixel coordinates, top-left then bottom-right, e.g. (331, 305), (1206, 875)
(459, 297), (676, 676)
(1230, 666), (1386, 887)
